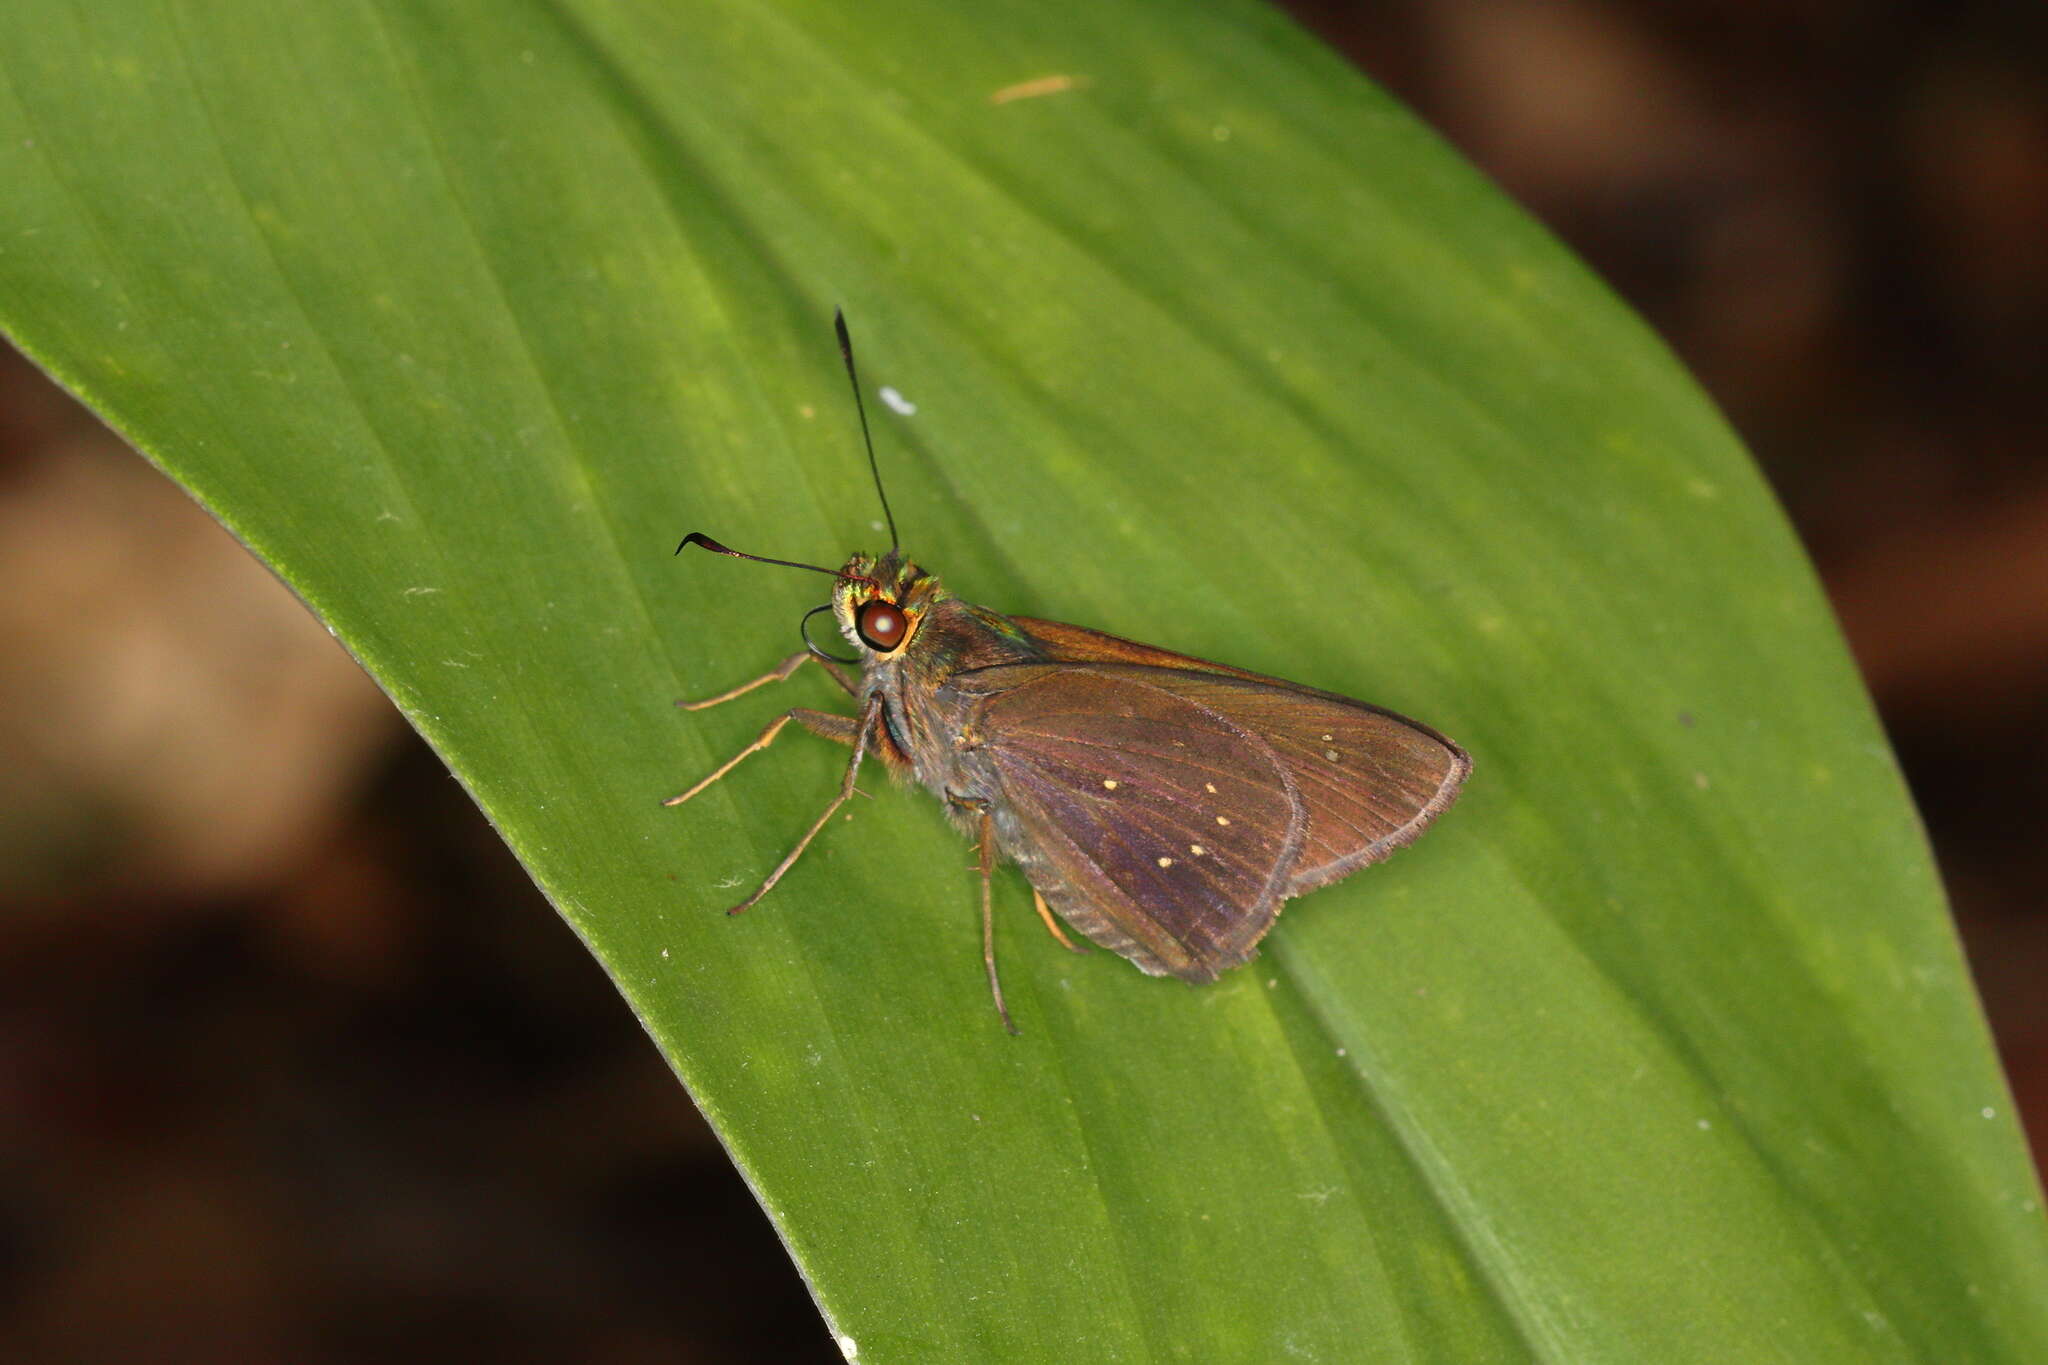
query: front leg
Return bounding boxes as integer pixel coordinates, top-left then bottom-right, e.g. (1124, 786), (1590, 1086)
(676, 649), (857, 711)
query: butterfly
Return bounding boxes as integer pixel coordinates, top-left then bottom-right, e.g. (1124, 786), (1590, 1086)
(668, 315), (1469, 1031)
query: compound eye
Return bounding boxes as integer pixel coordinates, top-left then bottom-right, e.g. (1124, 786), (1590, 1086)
(856, 599), (907, 652)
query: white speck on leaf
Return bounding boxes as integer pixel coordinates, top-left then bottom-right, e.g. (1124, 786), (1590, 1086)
(878, 385), (916, 416)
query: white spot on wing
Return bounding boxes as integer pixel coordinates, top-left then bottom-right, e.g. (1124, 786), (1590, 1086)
(1190, 844), (1205, 856)
(1216, 815), (1231, 826)
(1157, 856), (1174, 868)
(1204, 782), (1217, 794)
(1102, 779), (1118, 790)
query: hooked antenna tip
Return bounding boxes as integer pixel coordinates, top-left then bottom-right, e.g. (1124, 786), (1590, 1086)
(676, 532), (730, 557)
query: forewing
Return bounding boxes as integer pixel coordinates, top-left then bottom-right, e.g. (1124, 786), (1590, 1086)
(1004, 635), (1468, 890)
(1143, 671), (1471, 894)
(949, 665), (1306, 981)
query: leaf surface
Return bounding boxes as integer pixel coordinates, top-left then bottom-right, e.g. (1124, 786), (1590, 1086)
(2, 1), (2042, 1358)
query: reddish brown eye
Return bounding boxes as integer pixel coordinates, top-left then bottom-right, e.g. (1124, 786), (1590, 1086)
(856, 600), (907, 652)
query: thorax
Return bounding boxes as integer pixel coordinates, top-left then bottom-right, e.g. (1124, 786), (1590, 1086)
(862, 598), (1044, 796)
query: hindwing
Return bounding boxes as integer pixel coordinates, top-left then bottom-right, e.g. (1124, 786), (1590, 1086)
(945, 658), (1468, 980)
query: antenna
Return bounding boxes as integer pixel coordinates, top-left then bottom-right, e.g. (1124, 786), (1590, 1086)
(835, 309), (898, 550)
(674, 532), (841, 578)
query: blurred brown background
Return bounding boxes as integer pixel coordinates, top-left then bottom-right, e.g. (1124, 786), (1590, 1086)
(2, 5), (2043, 1360)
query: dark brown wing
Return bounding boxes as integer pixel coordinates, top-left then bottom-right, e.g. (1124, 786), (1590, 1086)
(1011, 622), (1471, 891)
(946, 661), (1469, 981)
(1195, 672), (1470, 895)
(948, 665), (1305, 979)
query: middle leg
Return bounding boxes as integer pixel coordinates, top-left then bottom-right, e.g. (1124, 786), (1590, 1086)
(664, 707), (858, 807)
(721, 693), (884, 916)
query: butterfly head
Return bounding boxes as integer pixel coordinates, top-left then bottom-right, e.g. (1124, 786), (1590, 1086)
(833, 549), (944, 658)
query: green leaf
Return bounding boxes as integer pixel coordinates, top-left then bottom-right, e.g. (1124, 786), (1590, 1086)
(3, 1), (2042, 1359)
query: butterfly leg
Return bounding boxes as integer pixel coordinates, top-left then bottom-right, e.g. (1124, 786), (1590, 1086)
(973, 804), (1021, 1035)
(676, 650), (857, 711)
(721, 693), (884, 916)
(1032, 889), (1091, 955)
(663, 707), (857, 807)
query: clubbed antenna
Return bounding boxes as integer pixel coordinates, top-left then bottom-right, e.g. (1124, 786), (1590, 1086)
(674, 531), (840, 578)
